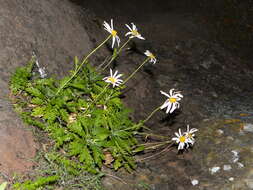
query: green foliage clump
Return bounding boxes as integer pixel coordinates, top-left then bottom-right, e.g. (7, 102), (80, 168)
(13, 176), (59, 190)
(10, 58), (34, 94)
(10, 57), (144, 189)
(12, 151), (104, 190)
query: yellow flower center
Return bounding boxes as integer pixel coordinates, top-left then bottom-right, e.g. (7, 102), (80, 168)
(179, 136), (186, 143)
(169, 97), (177, 103)
(111, 30), (117, 37)
(149, 53), (155, 59)
(132, 30), (139, 36)
(108, 77), (116, 83)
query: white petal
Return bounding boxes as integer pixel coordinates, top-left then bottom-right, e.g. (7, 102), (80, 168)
(116, 36), (120, 46)
(190, 128), (198, 133)
(187, 125), (190, 132)
(110, 19), (114, 29)
(125, 32), (132, 36)
(137, 35), (145, 40)
(169, 89), (175, 96)
(115, 74), (123, 79)
(113, 70), (118, 77)
(160, 90), (170, 98)
(170, 103), (177, 113)
(144, 50), (150, 56)
(175, 132), (180, 138)
(160, 100), (169, 109)
(109, 68), (113, 76)
(103, 21), (112, 33)
(125, 24), (132, 31)
(174, 94), (183, 99)
(112, 37), (115, 48)
(166, 103), (172, 113)
(131, 23), (136, 30)
(178, 142), (184, 150)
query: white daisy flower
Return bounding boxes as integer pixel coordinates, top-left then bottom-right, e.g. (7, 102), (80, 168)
(103, 19), (120, 48)
(172, 128), (190, 150)
(160, 89), (183, 114)
(144, 50), (157, 64)
(125, 23), (145, 40)
(103, 69), (123, 88)
(184, 125), (198, 145)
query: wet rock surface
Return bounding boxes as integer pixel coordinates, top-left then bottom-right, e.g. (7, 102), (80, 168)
(0, 0), (93, 178)
(192, 116), (253, 190)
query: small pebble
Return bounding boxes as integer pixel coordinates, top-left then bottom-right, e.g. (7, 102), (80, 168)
(216, 129), (224, 135)
(231, 150), (239, 163)
(243, 123), (253, 132)
(191, 179), (199, 186)
(237, 162), (244, 168)
(231, 150), (239, 157)
(223, 165), (232, 171)
(226, 136), (234, 141)
(209, 166), (220, 174)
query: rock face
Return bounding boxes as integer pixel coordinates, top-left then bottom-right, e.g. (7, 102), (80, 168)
(77, 1), (253, 190)
(0, 99), (36, 176)
(0, 0), (92, 177)
(192, 117), (253, 190)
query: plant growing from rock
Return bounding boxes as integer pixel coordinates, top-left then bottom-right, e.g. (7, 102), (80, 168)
(9, 19), (197, 189)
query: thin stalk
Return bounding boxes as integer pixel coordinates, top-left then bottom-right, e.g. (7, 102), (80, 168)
(102, 38), (131, 71)
(103, 173), (128, 185)
(137, 141), (171, 147)
(83, 84), (110, 114)
(123, 58), (149, 85)
(93, 84), (110, 104)
(117, 123), (150, 132)
(137, 132), (168, 139)
(96, 55), (111, 70)
(142, 105), (161, 124)
(136, 143), (174, 162)
(55, 35), (111, 96)
(144, 141), (172, 150)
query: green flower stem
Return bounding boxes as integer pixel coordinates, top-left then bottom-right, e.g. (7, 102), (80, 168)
(93, 84), (110, 104)
(136, 143), (174, 162)
(104, 90), (115, 105)
(118, 122), (150, 132)
(55, 35), (111, 96)
(137, 141), (171, 146)
(84, 84), (110, 114)
(101, 38), (131, 71)
(122, 57), (149, 85)
(137, 132), (168, 139)
(142, 105), (161, 124)
(96, 55), (110, 70)
(143, 141), (172, 150)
